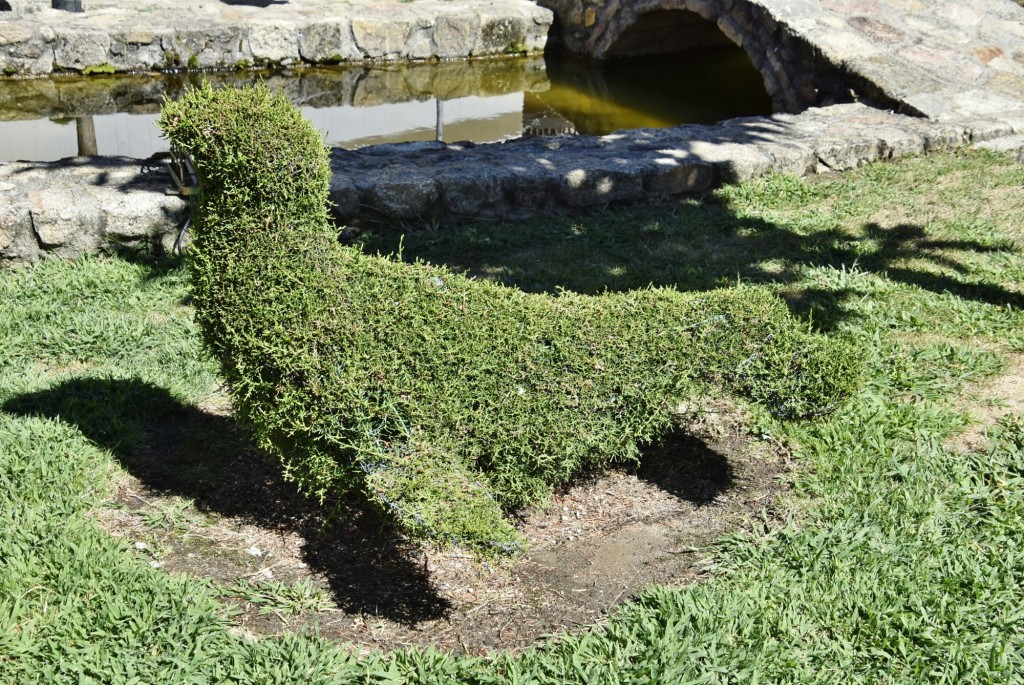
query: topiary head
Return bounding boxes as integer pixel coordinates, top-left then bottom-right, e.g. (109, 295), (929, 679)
(157, 82), (339, 381)
(159, 82), (333, 242)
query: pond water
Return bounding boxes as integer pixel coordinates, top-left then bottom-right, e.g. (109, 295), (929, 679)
(0, 48), (771, 163)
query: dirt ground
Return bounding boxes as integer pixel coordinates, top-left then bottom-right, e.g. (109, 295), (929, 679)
(97, 398), (791, 655)
(948, 352), (1024, 454)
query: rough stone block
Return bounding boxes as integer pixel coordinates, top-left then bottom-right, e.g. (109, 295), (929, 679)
(52, 30), (110, 71)
(202, 27), (248, 69)
(508, 166), (559, 211)
(103, 190), (185, 241)
(686, 139), (774, 183)
(117, 30), (158, 46)
(478, 15), (526, 54)
(351, 18), (411, 60)
(298, 21), (361, 63)
(370, 166), (440, 219)
(0, 201), (27, 253)
(871, 126), (926, 160)
(328, 173), (361, 221)
(921, 124), (970, 151)
(26, 184), (104, 258)
(108, 34), (166, 71)
(730, 5), (755, 33)
(812, 138), (880, 172)
(249, 23), (298, 65)
(437, 164), (505, 215)
(0, 27), (53, 75)
(967, 118), (1019, 143)
(433, 14), (478, 59)
(647, 161), (714, 196)
(559, 163), (643, 206)
(765, 141), (817, 177)
(161, 27), (247, 70)
(0, 23), (34, 47)
(716, 15), (745, 48)
(0, 206), (41, 265)
(404, 18), (435, 60)
(524, 7), (553, 51)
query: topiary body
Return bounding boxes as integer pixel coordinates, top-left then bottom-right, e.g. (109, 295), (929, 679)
(160, 84), (860, 552)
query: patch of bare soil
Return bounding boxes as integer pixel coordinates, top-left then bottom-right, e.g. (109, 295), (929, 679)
(96, 399), (790, 655)
(948, 352), (1024, 454)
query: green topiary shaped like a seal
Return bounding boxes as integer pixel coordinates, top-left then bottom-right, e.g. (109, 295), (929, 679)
(160, 83), (860, 552)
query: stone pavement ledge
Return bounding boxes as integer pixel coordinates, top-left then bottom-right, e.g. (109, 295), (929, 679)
(1, 0), (1023, 266)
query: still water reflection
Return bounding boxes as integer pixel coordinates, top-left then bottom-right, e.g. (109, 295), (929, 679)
(0, 49), (771, 163)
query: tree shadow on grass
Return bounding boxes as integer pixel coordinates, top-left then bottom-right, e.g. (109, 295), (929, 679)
(355, 201), (1024, 333)
(1, 376), (450, 624)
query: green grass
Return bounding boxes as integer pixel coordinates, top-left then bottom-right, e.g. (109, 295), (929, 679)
(223, 579), (335, 618)
(2, 148), (1023, 682)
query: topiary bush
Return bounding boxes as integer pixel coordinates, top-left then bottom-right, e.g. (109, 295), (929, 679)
(159, 83), (861, 552)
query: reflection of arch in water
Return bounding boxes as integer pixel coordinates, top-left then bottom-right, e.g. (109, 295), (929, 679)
(538, 0), (861, 114)
(523, 48), (772, 136)
(522, 106), (577, 136)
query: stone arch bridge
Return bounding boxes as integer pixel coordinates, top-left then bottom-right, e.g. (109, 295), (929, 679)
(536, 0), (1024, 125)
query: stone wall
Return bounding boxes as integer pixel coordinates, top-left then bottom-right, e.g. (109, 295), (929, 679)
(0, 0), (553, 77)
(0, 103), (985, 268)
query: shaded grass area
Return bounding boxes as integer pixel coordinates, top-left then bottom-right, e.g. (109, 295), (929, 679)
(358, 152), (1024, 339)
(1, 148), (1023, 682)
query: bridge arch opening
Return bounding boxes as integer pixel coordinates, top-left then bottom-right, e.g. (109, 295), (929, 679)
(596, 7), (793, 111)
(603, 9), (736, 59)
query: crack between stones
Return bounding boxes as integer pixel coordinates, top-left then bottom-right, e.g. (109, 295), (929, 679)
(28, 210), (45, 251)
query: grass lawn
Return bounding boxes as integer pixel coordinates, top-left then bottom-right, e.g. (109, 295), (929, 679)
(1, 148), (1023, 683)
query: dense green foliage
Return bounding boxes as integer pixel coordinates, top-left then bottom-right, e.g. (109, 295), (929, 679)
(159, 83), (859, 550)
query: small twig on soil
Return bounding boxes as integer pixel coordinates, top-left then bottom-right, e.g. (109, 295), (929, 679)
(181, 532), (217, 541)
(497, 615), (515, 641)
(241, 561), (284, 579)
(604, 588), (627, 614)
(464, 600), (493, 616)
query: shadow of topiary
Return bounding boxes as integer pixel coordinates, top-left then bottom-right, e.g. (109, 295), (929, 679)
(2, 376), (451, 624)
(3, 375), (747, 623)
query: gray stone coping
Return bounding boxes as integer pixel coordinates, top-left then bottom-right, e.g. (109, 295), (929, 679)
(326, 104), (981, 224)
(5, 102), (1018, 268)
